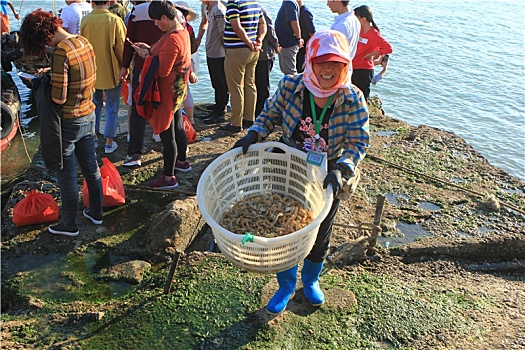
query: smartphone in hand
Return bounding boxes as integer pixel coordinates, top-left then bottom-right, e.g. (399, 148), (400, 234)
(381, 54), (390, 64)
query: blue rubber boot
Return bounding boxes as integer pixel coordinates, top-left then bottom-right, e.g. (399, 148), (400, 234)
(266, 265), (298, 315)
(301, 259), (325, 306)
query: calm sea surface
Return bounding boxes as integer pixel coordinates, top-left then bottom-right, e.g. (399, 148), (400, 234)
(6, 0), (525, 180)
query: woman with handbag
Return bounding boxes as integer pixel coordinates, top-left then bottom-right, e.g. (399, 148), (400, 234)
(131, 0), (192, 189)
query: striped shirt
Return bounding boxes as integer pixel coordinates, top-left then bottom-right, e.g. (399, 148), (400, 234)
(223, 0), (262, 49)
(50, 36), (96, 119)
(250, 74), (370, 175)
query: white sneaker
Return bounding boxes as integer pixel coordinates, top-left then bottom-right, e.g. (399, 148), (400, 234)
(104, 141), (118, 154)
(123, 155), (141, 167)
(153, 134), (161, 142)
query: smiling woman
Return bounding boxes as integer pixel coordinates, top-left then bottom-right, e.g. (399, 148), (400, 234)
(231, 29), (370, 315)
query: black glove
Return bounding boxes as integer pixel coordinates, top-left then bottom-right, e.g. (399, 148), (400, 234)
(323, 169), (343, 197)
(232, 130), (258, 154)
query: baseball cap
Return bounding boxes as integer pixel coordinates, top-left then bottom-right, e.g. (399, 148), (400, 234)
(311, 53), (350, 65)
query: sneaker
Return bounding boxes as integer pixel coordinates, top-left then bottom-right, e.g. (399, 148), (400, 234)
(197, 111), (212, 119)
(48, 223), (79, 236)
(175, 160), (192, 173)
(147, 175), (179, 190)
(123, 154), (142, 167)
(104, 141), (118, 154)
(219, 123), (242, 133)
(152, 134), (162, 142)
(83, 209), (103, 225)
(197, 111), (215, 119)
(242, 119), (254, 129)
(203, 113), (225, 124)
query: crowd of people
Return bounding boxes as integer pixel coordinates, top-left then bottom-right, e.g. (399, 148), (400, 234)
(16, 0), (393, 313)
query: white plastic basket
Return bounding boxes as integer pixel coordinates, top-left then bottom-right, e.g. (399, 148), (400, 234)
(197, 142), (333, 274)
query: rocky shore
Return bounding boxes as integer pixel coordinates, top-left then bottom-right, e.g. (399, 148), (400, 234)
(1, 97), (524, 349)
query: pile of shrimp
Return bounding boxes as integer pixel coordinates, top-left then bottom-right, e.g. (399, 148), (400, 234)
(219, 193), (315, 238)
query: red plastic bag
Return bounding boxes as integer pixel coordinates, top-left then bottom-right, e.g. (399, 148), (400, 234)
(183, 115), (197, 143)
(121, 80), (130, 106)
(83, 158), (126, 208)
(12, 190), (59, 227)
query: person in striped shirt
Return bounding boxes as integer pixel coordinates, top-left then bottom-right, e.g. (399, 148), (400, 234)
(220, 0), (266, 133)
(233, 30), (370, 315)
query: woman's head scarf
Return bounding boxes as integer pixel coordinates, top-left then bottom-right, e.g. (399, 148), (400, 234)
(303, 30), (352, 98)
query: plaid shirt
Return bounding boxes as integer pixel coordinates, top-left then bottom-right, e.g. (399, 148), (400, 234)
(250, 74), (370, 175)
(50, 36), (96, 119)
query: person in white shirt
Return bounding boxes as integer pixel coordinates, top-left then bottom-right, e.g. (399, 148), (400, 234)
(327, 0), (360, 71)
(60, 0), (92, 34)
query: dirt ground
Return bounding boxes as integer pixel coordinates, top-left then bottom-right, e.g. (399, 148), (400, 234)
(1, 98), (524, 349)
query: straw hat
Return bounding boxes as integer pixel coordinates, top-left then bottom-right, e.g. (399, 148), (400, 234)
(173, 1), (198, 22)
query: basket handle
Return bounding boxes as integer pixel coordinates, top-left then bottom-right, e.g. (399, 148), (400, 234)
(260, 145), (287, 155)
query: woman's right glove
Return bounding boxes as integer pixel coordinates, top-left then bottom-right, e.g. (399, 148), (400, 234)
(232, 130), (258, 154)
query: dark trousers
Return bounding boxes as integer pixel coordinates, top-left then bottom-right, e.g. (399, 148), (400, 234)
(127, 65), (146, 156)
(351, 69), (374, 99)
(306, 199), (341, 263)
(274, 138), (341, 263)
(254, 58), (274, 117)
(296, 47), (306, 73)
(159, 109), (187, 176)
(206, 56), (229, 115)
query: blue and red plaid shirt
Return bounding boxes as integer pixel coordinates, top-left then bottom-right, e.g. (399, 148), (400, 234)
(250, 74), (370, 176)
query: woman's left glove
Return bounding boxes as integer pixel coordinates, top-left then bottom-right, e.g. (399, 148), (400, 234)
(323, 169), (343, 197)
(232, 130), (258, 154)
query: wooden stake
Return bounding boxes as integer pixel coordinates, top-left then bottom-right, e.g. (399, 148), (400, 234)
(163, 250), (182, 294)
(367, 194), (385, 254)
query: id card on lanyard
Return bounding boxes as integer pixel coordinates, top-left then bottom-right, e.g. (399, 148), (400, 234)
(305, 92), (334, 173)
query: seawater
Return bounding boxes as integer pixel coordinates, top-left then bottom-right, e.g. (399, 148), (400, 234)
(6, 0), (525, 180)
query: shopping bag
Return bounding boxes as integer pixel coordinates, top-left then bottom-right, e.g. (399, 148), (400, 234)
(183, 115), (197, 143)
(83, 158), (126, 208)
(121, 79), (131, 106)
(12, 190), (59, 227)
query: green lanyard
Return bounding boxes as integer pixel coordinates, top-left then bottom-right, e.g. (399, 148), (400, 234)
(309, 92), (335, 144)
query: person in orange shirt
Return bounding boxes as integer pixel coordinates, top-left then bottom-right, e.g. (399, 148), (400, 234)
(351, 5), (393, 99)
(131, 0), (192, 189)
(1, 0), (20, 34)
